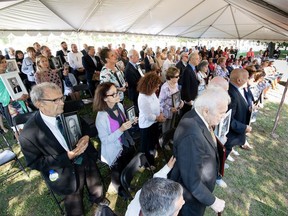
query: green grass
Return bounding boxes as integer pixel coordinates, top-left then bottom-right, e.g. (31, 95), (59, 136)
(1, 101), (288, 216)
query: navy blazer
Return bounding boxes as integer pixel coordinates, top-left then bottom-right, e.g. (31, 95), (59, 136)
(56, 50), (70, 64)
(124, 62), (141, 102)
(180, 64), (199, 102)
(19, 111), (98, 195)
(226, 83), (251, 147)
(170, 109), (219, 215)
(175, 60), (187, 86)
(82, 55), (103, 81)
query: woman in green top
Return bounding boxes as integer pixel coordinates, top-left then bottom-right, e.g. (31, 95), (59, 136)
(0, 55), (29, 137)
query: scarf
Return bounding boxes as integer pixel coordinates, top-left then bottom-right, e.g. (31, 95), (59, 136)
(106, 104), (130, 147)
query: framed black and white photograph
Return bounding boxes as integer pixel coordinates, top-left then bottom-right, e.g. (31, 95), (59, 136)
(126, 106), (136, 123)
(216, 109), (232, 142)
(0, 72), (28, 100)
(51, 56), (63, 70)
(171, 91), (181, 108)
(6, 59), (20, 73)
(61, 112), (82, 149)
(116, 70), (126, 87)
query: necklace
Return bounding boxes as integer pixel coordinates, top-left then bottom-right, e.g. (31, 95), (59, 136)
(167, 80), (177, 90)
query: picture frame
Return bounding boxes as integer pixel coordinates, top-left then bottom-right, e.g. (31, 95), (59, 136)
(6, 59), (20, 73)
(126, 106), (136, 123)
(171, 91), (181, 108)
(0, 72), (28, 100)
(215, 109), (232, 142)
(51, 56), (63, 70)
(61, 111), (82, 149)
(115, 70), (126, 87)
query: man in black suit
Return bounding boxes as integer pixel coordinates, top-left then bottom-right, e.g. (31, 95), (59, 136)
(19, 82), (105, 216)
(180, 52), (200, 117)
(124, 49), (143, 113)
(56, 41), (70, 64)
(144, 48), (155, 72)
(226, 68), (252, 156)
(175, 52), (188, 88)
(170, 87), (228, 216)
(82, 46), (103, 95)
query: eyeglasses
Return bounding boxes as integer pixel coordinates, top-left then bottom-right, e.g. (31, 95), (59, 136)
(106, 91), (120, 98)
(172, 75), (180, 78)
(41, 96), (66, 103)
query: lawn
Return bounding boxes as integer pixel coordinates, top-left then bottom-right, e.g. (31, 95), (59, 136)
(1, 92), (288, 216)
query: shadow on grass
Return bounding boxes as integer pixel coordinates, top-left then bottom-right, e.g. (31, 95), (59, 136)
(249, 199), (287, 216)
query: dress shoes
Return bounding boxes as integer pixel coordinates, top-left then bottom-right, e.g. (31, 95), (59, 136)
(216, 179), (227, 188)
(231, 148), (240, 156)
(227, 155), (235, 162)
(240, 141), (253, 150)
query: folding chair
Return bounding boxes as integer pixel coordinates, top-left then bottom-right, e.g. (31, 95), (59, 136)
(13, 112), (36, 136)
(0, 129), (28, 183)
(63, 99), (84, 113)
(159, 128), (175, 161)
(73, 84), (93, 99)
(120, 153), (154, 200)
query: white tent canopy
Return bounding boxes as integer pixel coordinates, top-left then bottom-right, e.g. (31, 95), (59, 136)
(0, 0), (287, 40)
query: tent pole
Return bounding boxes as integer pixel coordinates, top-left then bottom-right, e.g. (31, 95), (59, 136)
(271, 79), (288, 136)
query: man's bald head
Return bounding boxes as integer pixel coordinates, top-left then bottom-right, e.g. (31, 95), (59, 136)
(230, 68), (249, 88)
(208, 76), (229, 91)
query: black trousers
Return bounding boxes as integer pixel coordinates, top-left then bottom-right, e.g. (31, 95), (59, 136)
(110, 146), (135, 191)
(64, 157), (103, 216)
(140, 122), (159, 166)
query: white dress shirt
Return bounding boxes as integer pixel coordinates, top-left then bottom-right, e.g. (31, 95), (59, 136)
(138, 93), (161, 128)
(40, 112), (69, 151)
(67, 51), (83, 69)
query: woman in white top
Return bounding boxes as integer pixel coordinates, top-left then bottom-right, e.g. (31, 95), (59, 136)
(197, 60), (209, 95)
(137, 73), (166, 166)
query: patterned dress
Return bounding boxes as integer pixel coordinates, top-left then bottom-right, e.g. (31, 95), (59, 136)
(35, 69), (63, 90)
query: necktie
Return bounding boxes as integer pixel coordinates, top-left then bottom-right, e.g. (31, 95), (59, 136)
(56, 116), (69, 147)
(209, 127), (217, 146)
(135, 64), (144, 77)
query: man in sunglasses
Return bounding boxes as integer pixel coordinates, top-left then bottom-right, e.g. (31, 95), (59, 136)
(19, 82), (106, 216)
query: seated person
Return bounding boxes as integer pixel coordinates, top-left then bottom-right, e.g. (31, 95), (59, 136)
(125, 156), (176, 216)
(19, 82), (106, 215)
(139, 177), (185, 216)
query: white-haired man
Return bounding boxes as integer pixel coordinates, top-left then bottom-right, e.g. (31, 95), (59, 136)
(170, 87), (229, 215)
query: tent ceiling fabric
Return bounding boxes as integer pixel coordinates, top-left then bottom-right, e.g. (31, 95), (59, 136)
(0, 0), (287, 40)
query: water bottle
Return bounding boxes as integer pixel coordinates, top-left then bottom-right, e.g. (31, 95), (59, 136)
(49, 170), (59, 182)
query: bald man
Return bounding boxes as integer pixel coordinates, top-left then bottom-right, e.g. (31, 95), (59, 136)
(208, 76), (229, 91)
(225, 69), (253, 157)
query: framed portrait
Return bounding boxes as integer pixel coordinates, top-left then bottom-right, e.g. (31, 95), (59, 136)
(171, 91), (181, 108)
(0, 72), (28, 100)
(51, 56), (63, 70)
(6, 59), (20, 73)
(61, 112), (82, 149)
(215, 109), (232, 142)
(126, 106), (136, 123)
(115, 70), (126, 87)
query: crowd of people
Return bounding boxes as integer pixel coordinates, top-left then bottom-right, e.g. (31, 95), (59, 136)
(0, 41), (283, 216)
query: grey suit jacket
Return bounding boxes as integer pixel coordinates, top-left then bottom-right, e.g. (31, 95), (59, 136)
(170, 109), (219, 213)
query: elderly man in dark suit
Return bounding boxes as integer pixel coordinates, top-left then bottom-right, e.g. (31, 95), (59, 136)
(226, 68), (252, 156)
(170, 87), (229, 216)
(19, 82), (105, 216)
(124, 49), (143, 114)
(180, 51), (200, 117)
(175, 52), (188, 88)
(82, 46), (103, 95)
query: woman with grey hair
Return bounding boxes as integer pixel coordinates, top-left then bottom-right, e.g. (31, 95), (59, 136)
(197, 60), (209, 95)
